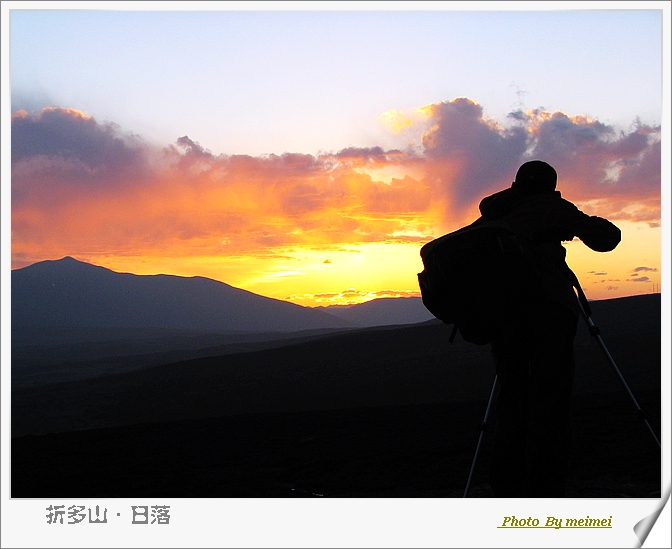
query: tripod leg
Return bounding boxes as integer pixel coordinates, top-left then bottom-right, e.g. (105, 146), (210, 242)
(464, 375), (499, 498)
(577, 298), (661, 449)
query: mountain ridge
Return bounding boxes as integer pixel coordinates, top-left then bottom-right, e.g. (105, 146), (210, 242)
(319, 296), (434, 326)
(12, 256), (353, 332)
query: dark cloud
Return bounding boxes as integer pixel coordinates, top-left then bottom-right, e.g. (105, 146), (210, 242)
(520, 111), (660, 216)
(334, 146), (388, 163)
(612, 137), (660, 195)
(417, 101), (660, 224)
(11, 108), (150, 205)
(267, 152), (325, 175)
(632, 266), (658, 273)
(421, 98), (528, 212)
(527, 110), (614, 161)
(12, 107), (146, 168)
(202, 151), (326, 178)
(175, 135), (213, 158)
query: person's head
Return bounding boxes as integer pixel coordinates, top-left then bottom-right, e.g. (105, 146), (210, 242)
(512, 160), (557, 194)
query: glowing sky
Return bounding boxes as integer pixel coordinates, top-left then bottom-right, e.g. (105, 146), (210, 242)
(4, 3), (667, 306)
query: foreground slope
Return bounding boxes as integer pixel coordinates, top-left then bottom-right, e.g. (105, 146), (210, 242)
(11, 294), (661, 498)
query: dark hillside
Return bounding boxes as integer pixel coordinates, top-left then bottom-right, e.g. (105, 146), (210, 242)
(12, 295), (661, 437)
(11, 257), (350, 332)
(11, 294), (662, 498)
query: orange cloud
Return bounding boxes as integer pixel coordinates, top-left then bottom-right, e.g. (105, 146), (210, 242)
(11, 111), (433, 269)
(11, 102), (661, 278)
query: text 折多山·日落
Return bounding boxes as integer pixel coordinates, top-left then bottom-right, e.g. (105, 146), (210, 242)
(499, 516), (613, 529)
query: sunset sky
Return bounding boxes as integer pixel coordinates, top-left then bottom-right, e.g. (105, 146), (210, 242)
(4, 3), (667, 307)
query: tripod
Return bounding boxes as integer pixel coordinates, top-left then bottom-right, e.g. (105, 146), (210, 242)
(463, 295), (661, 498)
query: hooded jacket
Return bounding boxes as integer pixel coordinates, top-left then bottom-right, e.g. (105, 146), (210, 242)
(477, 186), (621, 318)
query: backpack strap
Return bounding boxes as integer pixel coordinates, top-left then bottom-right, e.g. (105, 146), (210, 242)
(449, 324), (459, 344)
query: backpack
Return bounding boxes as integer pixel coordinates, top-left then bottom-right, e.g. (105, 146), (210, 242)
(417, 219), (541, 345)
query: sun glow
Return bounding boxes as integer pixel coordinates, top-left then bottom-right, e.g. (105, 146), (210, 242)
(565, 220), (661, 300)
(378, 109), (415, 135)
(353, 164), (426, 186)
(239, 241), (426, 306)
(75, 240), (427, 308)
(13, 211), (660, 310)
(51, 217), (659, 310)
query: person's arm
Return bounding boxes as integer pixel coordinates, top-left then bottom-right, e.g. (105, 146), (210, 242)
(560, 206), (621, 252)
(573, 214), (621, 251)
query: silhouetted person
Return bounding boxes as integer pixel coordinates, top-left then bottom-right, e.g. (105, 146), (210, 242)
(478, 160), (621, 497)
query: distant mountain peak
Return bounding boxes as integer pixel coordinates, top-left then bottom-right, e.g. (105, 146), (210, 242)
(11, 256), (352, 332)
(38, 256), (84, 264)
(15, 256), (110, 275)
